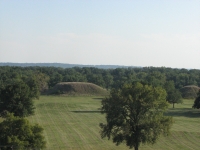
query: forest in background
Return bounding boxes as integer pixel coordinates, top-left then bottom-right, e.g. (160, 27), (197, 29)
(0, 65), (199, 95)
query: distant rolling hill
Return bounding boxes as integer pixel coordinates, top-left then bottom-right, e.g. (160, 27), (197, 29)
(0, 62), (140, 69)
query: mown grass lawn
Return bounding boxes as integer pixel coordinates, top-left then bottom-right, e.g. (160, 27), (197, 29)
(29, 96), (200, 150)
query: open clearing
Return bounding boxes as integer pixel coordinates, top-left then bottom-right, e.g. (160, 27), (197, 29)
(29, 96), (200, 150)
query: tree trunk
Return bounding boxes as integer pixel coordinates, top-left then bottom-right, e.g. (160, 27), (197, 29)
(134, 146), (139, 150)
(134, 142), (139, 150)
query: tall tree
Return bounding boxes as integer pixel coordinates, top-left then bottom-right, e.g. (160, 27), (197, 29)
(33, 72), (50, 93)
(100, 82), (173, 150)
(145, 71), (166, 87)
(193, 90), (200, 109)
(167, 90), (182, 108)
(103, 73), (113, 90)
(0, 113), (46, 150)
(164, 81), (182, 108)
(0, 80), (39, 117)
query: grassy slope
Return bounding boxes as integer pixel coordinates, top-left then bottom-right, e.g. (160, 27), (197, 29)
(49, 82), (109, 96)
(29, 96), (200, 150)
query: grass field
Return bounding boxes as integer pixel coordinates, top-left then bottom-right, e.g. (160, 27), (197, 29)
(29, 96), (200, 150)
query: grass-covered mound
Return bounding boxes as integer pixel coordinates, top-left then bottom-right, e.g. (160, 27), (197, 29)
(180, 85), (200, 99)
(48, 82), (108, 96)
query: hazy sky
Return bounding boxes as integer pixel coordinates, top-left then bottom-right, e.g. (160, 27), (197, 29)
(0, 0), (200, 69)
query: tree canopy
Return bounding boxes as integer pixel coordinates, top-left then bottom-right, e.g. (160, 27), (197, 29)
(100, 82), (173, 150)
(0, 79), (39, 117)
(0, 66), (200, 108)
(164, 81), (182, 108)
(0, 113), (46, 150)
(193, 90), (200, 109)
(1, 66), (200, 90)
(166, 89), (182, 108)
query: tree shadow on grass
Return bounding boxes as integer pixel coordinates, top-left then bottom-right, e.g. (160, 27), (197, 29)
(92, 98), (103, 100)
(165, 108), (200, 118)
(71, 110), (101, 113)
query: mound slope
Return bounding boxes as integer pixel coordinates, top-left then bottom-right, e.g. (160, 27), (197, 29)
(48, 82), (108, 96)
(180, 85), (200, 99)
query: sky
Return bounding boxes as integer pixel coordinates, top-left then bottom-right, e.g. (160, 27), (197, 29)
(0, 0), (200, 69)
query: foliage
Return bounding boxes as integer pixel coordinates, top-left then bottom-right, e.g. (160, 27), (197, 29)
(145, 71), (166, 87)
(167, 90), (182, 108)
(100, 82), (173, 150)
(180, 85), (200, 99)
(0, 113), (46, 150)
(193, 90), (200, 109)
(33, 72), (50, 93)
(0, 79), (39, 117)
(0, 66), (200, 94)
(164, 81), (182, 108)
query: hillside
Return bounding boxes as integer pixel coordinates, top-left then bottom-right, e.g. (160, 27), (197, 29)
(47, 82), (109, 96)
(0, 62), (140, 69)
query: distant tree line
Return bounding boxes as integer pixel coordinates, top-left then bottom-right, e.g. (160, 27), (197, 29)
(1, 66), (200, 90)
(2, 66), (199, 108)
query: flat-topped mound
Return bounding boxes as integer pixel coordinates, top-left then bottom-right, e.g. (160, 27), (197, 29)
(180, 85), (200, 99)
(48, 82), (109, 96)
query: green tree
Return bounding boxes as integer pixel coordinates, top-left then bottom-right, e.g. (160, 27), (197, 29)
(0, 113), (46, 150)
(0, 80), (38, 117)
(49, 72), (63, 87)
(193, 90), (200, 109)
(145, 71), (166, 87)
(164, 81), (182, 108)
(167, 89), (182, 108)
(33, 72), (50, 93)
(87, 74), (105, 87)
(103, 73), (113, 90)
(100, 82), (173, 150)
(164, 81), (175, 93)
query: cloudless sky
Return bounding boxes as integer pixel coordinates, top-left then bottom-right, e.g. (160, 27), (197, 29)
(0, 0), (200, 69)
